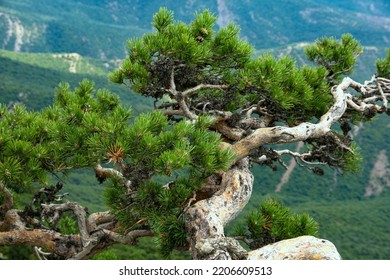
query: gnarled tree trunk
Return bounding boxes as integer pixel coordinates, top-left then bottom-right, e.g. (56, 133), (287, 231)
(185, 158), (253, 259)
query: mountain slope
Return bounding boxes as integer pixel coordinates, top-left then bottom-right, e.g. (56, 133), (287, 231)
(0, 49), (152, 112)
(1, 0), (389, 59)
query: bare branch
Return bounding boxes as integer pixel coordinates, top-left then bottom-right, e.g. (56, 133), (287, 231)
(234, 235), (252, 247)
(0, 229), (82, 257)
(94, 164), (125, 180)
(177, 92), (198, 120)
(41, 202), (91, 246)
(275, 142), (305, 192)
(182, 84), (228, 97)
(102, 229), (154, 245)
(231, 77), (378, 162)
(346, 95), (378, 112)
(94, 164), (131, 190)
(1, 209), (26, 231)
(0, 182), (13, 214)
(242, 104), (257, 118)
(169, 68), (177, 96)
(155, 101), (178, 110)
(162, 109), (184, 116)
(347, 76), (390, 112)
(207, 110), (233, 121)
(213, 121), (246, 141)
(363, 94), (390, 103)
(238, 118), (267, 130)
(70, 228), (154, 259)
(69, 235), (101, 260)
(377, 80), (388, 110)
(87, 211), (115, 233)
(166, 69), (229, 120)
(34, 246), (52, 260)
(274, 148), (327, 166)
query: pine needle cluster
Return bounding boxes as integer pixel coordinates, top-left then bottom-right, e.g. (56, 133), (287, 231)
(0, 79), (132, 191)
(376, 48), (390, 78)
(237, 55), (332, 121)
(1, 77), (234, 256)
(235, 198), (319, 250)
(305, 34), (363, 83)
(103, 113), (234, 256)
(110, 8), (367, 126)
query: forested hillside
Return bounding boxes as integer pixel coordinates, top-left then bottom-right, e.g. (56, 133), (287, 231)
(1, 0), (389, 58)
(1, 0), (389, 259)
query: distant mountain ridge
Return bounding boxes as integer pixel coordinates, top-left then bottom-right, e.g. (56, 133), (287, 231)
(1, 0), (389, 59)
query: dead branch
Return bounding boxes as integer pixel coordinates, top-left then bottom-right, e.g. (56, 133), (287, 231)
(0, 228), (82, 258)
(182, 84), (228, 97)
(41, 202), (91, 246)
(231, 76), (389, 162)
(0, 182), (13, 215)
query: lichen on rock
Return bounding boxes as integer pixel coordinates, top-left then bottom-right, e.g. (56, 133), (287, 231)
(248, 235), (341, 260)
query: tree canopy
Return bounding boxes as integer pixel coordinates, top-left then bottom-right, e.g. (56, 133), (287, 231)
(1, 8), (390, 260)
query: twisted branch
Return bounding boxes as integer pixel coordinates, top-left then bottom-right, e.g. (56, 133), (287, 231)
(231, 76), (389, 162)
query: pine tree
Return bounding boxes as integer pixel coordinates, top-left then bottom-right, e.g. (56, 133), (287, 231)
(1, 8), (390, 260)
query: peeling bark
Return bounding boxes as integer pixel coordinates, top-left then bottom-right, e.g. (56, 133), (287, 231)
(0, 228), (82, 258)
(185, 158), (253, 259)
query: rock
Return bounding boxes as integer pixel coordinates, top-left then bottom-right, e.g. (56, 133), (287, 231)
(195, 237), (248, 260)
(247, 235), (341, 260)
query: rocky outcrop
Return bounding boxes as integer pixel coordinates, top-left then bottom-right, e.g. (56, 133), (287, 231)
(0, 12), (40, 52)
(365, 150), (390, 197)
(52, 53), (81, 73)
(248, 236), (341, 260)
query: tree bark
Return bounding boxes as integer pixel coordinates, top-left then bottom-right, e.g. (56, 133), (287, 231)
(0, 228), (82, 258)
(185, 158), (253, 259)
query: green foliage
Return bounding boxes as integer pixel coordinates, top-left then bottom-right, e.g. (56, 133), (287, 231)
(305, 34), (363, 82)
(1, 76), (233, 257)
(102, 113), (234, 256)
(0, 244), (35, 260)
(238, 198), (319, 249)
(58, 215), (79, 235)
(152, 215), (188, 258)
(92, 251), (120, 260)
(152, 7), (175, 32)
(238, 54), (332, 121)
(112, 9), (351, 125)
(110, 8), (253, 100)
(376, 48), (390, 78)
(0, 80), (132, 190)
(339, 143), (362, 173)
(91, 238), (190, 260)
